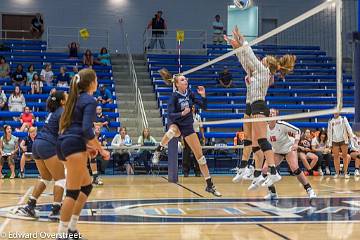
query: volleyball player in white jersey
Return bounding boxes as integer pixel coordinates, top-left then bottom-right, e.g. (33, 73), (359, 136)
(251, 109), (316, 199)
(225, 26), (296, 187)
(327, 113), (356, 178)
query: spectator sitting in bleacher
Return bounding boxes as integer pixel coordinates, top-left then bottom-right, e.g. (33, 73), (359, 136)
(111, 127), (134, 175)
(95, 84), (113, 104)
(218, 66), (233, 88)
(83, 49), (101, 67)
(8, 85), (26, 120)
(30, 13), (44, 39)
(68, 66), (79, 78)
(56, 66), (70, 87)
(31, 73), (43, 94)
(19, 127), (37, 178)
(350, 134), (360, 177)
(0, 125), (18, 179)
(11, 64), (27, 86)
(68, 42), (79, 58)
(98, 47), (111, 66)
(298, 129), (319, 176)
(311, 129), (332, 175)
(212, 14), (225, 45)
(0, 56), (10, 80)
(136, 128), (157, 174)
(26, 64), (37, 86)
(40, 63), (54, 86)
(0, 86), (7, 110)
(18, 106), (35, 132)
(94, 106), (109, 132)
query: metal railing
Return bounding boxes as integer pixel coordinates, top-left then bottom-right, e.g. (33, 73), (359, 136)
(46, 26), (110, 52)
(0, 29), (33, 41)
(143, 29), (207, 54)
(120, 20), (149, 135)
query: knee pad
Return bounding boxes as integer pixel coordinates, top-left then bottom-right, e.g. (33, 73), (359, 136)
(197, 156), (207, 165)
(165, 128), (176, 140)
(66, 189), (80, 201)
(258, 138), (272, 152)
(252, 146), (261, 153)
(54, 179), (66, 189)
(80, 184), (93, 197)
(293, 168), (302, 176)
(244, 140), (252, 147)
(40, 179), (51, 188)
(90, 158), (97, 164)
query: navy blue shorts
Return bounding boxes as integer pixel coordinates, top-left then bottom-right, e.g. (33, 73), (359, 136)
(56, 136), (87, 161)
(168, 122), (195, 138)
(32, 139), (57, 160)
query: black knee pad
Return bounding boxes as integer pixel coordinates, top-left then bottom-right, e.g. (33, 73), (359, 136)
(90, 158), (97, 164)
(293, 168), (302, 176)
(252, 146), (261, 153)
(258, 138), (272, 152)
(244, 140), (252, 147)
(66, 189), (80, 201)
(81, 184), (93, 197)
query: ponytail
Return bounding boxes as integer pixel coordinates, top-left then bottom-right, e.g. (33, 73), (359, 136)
(265, 54), (296, 77)
(159, 68), (175, 86)
(59, 68), (96, 134)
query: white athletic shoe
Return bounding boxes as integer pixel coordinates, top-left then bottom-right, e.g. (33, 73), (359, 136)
(333, 174), (339, 179)
(354, 169), (360, 177)
(248, 175), (266, 191)
(242, 166), (255, 180)
(325, 167), (331, 175)
(264, 191), (278, 200)
(306, 188), (317, 199)
(261, 173), (282, 187)
(344, 174), (350, 179)
(232, 168), (245, 183)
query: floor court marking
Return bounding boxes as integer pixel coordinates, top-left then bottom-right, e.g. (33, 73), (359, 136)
(0, 187), (33, 234)
(161, 176), (204, 198)
(256, 224), (292, 240)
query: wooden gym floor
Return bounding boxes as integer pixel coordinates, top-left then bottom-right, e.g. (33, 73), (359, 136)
(1, 175), (360, 239)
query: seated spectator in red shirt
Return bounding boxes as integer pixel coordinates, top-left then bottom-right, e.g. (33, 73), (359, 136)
(19, 106), (35, 132)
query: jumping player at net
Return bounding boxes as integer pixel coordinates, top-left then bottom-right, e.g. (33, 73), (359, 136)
(225, 26), (296, 187)
(15, 90), (67, 220)
(56, 69), (110, 239)
(251, 109), (317, 200)
(151, 69), (221, 197)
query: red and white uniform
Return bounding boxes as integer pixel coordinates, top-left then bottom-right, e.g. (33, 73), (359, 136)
(267, 121), (301, 155)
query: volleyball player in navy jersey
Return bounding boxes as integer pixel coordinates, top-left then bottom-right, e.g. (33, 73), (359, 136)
(56, 69), (110, 239)
(15, 90), (67, 221)
(151, 69), (221, 197)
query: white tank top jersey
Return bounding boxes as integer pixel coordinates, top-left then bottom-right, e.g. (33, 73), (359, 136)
(267, 121), (301, 155)
(327, 116), (355, 144)
(236, 42), (271, 104)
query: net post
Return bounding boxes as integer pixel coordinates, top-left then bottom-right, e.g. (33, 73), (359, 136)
(335, 0), (343, 111)
(168, 138), (179, 183)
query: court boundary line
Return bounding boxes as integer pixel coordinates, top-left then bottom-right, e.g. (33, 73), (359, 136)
(161, 176), (204, 198)
(0, 186), (33, 234)
(257, 224), (292, 240)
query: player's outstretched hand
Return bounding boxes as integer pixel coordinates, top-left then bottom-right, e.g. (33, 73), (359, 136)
(197, 86), (206, 97)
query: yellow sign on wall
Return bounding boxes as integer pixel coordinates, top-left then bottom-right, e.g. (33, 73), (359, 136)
(79, 28), (90, 40)
(176, 30), (184, 42)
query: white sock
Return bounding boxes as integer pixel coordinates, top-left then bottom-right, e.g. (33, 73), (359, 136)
(57, 221), (69, 234)
(69, 215), (79, 231)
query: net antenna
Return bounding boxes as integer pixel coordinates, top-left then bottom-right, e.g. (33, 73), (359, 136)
(179, 0), (353, 125)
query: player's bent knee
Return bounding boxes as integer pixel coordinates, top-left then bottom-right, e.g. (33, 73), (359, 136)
(66, 189), (80, 200)
(54, 179), (66, 189)
(165, 128), (176, 140)
(258, 138), (272, 152)
(197, 156), (207, 165)
(80, 184), (93, 197)
(293, 168), (302, 176)
(40, 179), (51, 188)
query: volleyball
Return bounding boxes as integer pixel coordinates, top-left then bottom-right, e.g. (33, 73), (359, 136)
(234, 0), (252, 10)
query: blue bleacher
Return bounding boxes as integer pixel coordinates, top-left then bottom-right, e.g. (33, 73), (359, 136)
(147, 43), (355, 141)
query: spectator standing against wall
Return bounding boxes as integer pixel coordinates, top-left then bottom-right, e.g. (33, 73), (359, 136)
(30, 13), (44, 39)
(147, 11), (167, 50)
(212, 15), (225, 45)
